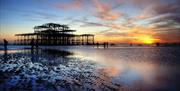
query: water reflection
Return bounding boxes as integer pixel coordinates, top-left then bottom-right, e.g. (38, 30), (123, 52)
(0, 47), (74, 67)
(30, 48), (73, 66)
(68, 46), (180, 91)
(2, 49), (8, 62)
(0, 46), (180, 91)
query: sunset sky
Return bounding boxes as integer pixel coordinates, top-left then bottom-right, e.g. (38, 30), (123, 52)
(0, 0), (180, 44)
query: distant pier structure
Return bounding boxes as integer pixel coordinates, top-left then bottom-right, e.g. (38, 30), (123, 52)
(15, 23), (94, 45)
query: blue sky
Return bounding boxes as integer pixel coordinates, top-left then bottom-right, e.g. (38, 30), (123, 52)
(0, 0), (180, 43)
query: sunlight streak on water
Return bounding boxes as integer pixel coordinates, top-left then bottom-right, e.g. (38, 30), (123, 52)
(63, 46), (180, 90)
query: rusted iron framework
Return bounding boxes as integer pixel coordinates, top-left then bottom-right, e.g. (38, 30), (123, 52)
(15, 23), (94, 45)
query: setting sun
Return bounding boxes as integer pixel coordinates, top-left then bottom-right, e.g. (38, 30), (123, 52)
(133, 35), (158, 44)
(141, 36), (154, 44)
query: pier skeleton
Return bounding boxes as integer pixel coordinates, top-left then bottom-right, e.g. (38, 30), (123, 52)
(15, 23), (94, 45)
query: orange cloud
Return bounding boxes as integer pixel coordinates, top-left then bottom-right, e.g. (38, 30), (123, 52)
(95, 25), (162, 44)
(126, 26), (160, 44)
(91, 0), (123, 21)
(53, 0), (123, 21)
(154, 31), (180, 43)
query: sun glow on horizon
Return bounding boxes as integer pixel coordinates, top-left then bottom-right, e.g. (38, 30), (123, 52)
(134, 35), (159, 44)
(141, 36), (154, 44)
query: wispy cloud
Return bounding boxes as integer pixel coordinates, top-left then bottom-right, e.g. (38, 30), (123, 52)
(52, 0), (124, 21)
(91, 0), (123, 21)
(2, 0), (179, 43)
(127, 0), (180, 42)
(54, 0), (82, 10)
(19, 10), (58, 21)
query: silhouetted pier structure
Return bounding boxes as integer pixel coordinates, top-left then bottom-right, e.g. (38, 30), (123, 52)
(15, 23), (94, 45)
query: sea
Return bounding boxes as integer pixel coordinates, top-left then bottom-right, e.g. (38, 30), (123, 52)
(0, 45), (180, 91)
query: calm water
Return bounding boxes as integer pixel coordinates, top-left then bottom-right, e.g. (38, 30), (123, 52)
(0, 45), (180, 91)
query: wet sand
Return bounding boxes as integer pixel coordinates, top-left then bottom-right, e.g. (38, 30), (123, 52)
(0, 48), (122, 91)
